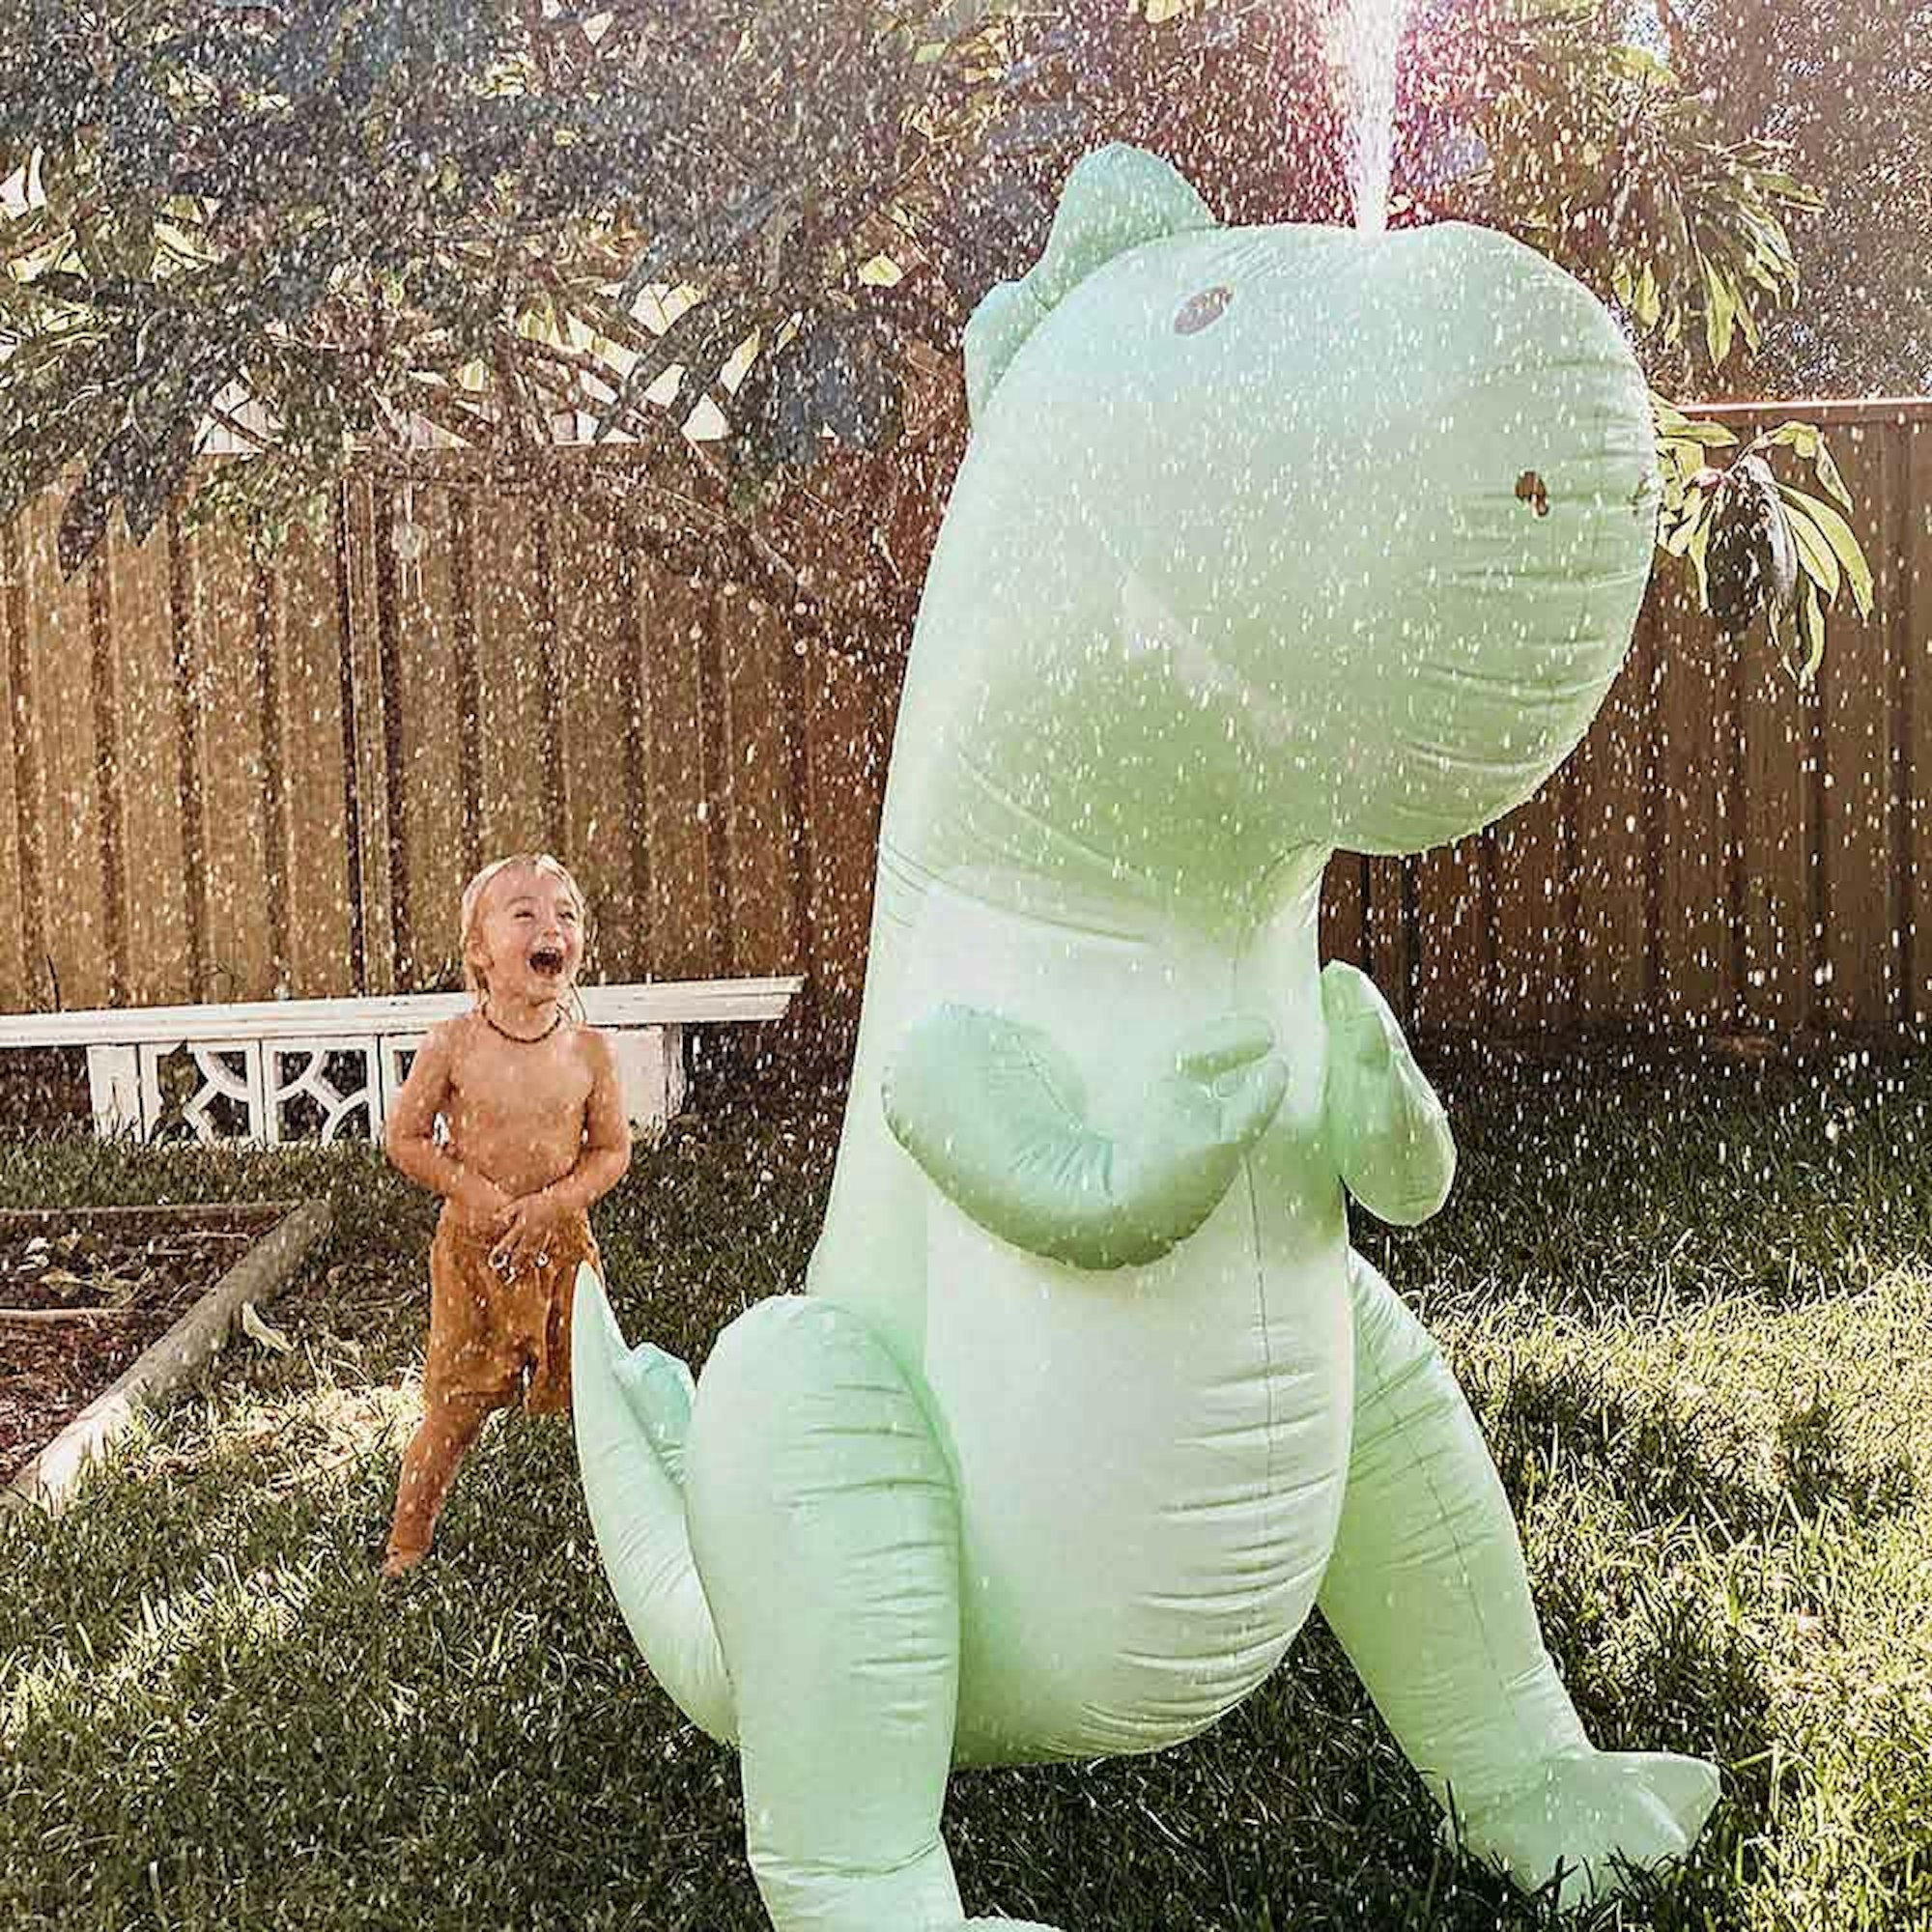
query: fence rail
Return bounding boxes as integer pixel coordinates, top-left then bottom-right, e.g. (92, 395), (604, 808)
(0, 402), (1925, 1050)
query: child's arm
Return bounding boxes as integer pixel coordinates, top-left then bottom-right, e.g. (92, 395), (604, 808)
(547, 1031), (633, 1211)
(494, 1033), (633, 1262)
(384, 1023), (513, 1226)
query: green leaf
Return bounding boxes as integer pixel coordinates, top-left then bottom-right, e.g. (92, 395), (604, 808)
(1702, 258), (1738, 367)
(1760, 420), (1821, 459)
(1662, 497), (1708, 555)
(1688, 515), (1712, 610)
(1796, 578), (1826, 685)
(240, 1299), (295, 1354)
(1651, 391), (1692, 434)
(1779, 485), (1875, 616)
(1736, 293), (1761, 353)
(1782, 498), (1840, 603)
(1609, 42), (1676, 86)
(1811, 440), (1854, 513)
(1750, 170), (1823, 207)
(1634, 259), (1660, 327)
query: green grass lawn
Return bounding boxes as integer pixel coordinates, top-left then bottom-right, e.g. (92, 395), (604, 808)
(2, 1048), (1928, 1932)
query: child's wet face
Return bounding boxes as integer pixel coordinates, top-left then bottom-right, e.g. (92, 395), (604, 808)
(475, 867), (583, 1002)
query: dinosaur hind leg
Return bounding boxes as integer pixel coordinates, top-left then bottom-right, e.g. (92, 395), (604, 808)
(685, 1294), (1030, 1932)
(1316, 1250), (1719, 1908)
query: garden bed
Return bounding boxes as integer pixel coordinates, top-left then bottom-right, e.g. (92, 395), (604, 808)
(0, 1202), (329, 1502)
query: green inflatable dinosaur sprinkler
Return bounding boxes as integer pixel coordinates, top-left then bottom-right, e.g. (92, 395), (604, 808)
(573, 145), (1719, 1929)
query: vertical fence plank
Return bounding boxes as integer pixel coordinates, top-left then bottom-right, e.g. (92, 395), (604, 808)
(471, 494), (553, 861)
(796, 645), (861, 1016)
(1570, 632), (1653, 1031)
(552, 505), (645, 983)
(87, 554), (130, 1004)
(338, 480), (393, 993)
(1737, 644), (1818, 1036)
(1491, 783), (1571, 1037)
(772, 602), (818, 1009)
(641, 575), (719, 979)
(694, 590), (731, 974)
(1883, 418), (1919, 1034)
(18, 498), (113, 1009)
(1362, 857), (1412, 1024)
(103, 523), (192, 1005)
(1409, 835), (1488, 1034)
(718, 587), (804, 978)
(1650, 576), (1733, 1031)
(617, 546), (655, 981)
(276, 523), (356, 998)
(189, 519), (277, 1000)
(1319, 852), (1368, 969)
(163, 510), (209, 1001)
(1908, 420), (1932, 1029)
(1815, 422), (1900, 1034)
(800, 643), (890, 1029)
(252, 555), (292, 994)
(387, 483), (469, 984)
(0, 522), (31, 1008)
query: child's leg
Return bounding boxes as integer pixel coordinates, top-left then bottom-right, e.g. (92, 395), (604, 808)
(524, 1223), (596, 1416)
(384, 1390), (498, 1570)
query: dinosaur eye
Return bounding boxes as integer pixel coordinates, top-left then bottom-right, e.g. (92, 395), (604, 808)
(1173, 286), (1233, 335)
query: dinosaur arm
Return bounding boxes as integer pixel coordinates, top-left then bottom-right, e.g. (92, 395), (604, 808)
(883, 1004), (1287, 1271)
(1321, 961), (1457, 1226)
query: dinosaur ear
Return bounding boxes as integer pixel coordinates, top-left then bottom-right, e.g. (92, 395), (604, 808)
(964, 145), (1218, 423)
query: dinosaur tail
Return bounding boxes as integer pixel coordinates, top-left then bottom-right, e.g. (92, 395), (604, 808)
(570, 1264), (737, 1745)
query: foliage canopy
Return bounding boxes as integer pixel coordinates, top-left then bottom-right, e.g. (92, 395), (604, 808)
(0, 0), (1887, 666)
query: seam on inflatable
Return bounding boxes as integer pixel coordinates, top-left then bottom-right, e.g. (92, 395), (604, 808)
(1345, 1347), (1439, 1454)
(764, 1834), (949, 1886)
(1388, 1370), (1548, 1803)
(952, 740), (1170, 904)
(878, 838), (936, 895)
(1236, 952), (1278, 1531)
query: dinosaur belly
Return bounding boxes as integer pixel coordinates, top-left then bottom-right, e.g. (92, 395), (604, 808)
(846, 870), (1353, 1764)
(934, 1154), (1354, 1766)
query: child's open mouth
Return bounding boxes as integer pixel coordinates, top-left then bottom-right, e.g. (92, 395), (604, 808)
(528, 947), (565, 977)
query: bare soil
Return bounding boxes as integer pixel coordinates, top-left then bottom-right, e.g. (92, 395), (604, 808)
(0, 1205), (290, 1487)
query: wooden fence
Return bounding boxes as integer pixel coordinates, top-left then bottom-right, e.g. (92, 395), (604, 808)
(0, 400), (1926, 1052)
(0, 465), (900, 1050)
(1321, 400), (1931, 1045)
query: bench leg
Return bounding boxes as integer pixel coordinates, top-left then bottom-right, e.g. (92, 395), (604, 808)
(609, 1025), (686, 1137)
(86, 1045), (143, 1139)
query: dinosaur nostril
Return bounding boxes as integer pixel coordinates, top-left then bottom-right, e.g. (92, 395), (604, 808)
(1174, 286), (1234, 335)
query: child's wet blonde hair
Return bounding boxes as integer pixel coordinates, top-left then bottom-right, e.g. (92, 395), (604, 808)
(459, 853), (589, 1002)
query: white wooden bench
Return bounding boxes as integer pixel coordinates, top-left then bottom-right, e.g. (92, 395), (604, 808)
(0, 978), (803, 1145)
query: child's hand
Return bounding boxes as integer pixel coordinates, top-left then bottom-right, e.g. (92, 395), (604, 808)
(453, 1173), (514, 1233)
(490, 1191), (570, 1276)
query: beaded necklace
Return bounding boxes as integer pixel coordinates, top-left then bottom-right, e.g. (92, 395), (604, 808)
(482, 1003), (563, 1043)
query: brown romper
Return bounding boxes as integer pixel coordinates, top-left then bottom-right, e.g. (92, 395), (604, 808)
(385, 1203), (602, 1564)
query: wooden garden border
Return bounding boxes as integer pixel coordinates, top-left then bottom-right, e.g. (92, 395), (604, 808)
(3, 1198), (332, 1517)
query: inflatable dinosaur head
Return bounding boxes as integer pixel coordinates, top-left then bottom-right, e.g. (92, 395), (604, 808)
(913, 145), (1658, 892)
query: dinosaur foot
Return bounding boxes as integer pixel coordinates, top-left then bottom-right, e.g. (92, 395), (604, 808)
(1448, 1747), (1720, 1908)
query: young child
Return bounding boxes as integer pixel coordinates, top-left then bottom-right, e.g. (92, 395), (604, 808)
(381, 852), (632, 1577)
